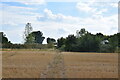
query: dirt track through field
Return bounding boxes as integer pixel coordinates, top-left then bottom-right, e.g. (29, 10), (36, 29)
(40, 51), (66, 78)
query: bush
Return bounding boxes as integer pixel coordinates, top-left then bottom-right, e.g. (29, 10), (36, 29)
(115, 47), (120, 53)
(59, 45), (65, 51)
(99, 44), (113, 53)
(2, 43), (48, 49)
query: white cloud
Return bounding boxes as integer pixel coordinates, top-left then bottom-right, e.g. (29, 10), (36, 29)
(1, 3), (40, 25)
(44, 8), (59, 20)
(96, 9), (108, 15)
(38, 8), (80, 23)
(110, 3), (118, 7)
(76, 1), (110, 16)
(76, 1), (118, 17)
(37, 9), (118, 36)
(76, 2), (97, 13)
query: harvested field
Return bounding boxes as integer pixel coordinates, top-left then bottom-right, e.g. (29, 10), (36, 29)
(63, 52), (118, 78)
(2, 50), (118, 78)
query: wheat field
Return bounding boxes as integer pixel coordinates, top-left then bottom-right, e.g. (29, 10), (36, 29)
(1, 50), (118, 78)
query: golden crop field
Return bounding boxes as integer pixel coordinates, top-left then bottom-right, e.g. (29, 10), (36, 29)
(1, 50), (118, 78)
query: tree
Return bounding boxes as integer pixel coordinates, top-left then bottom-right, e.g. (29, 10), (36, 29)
(57, 37), (66, 49)
(96, 33), (104, 38)
(32, 31), (45, 44)
(23, 23), (33, 43)
(25, 31), (45, 44)
(47, 37), (56, 44)
(76, 28), (88, 38)
(76, 33), (100, 52)
(108, 33), (119, 52)
(25, 33), (35, 44)
(99, 43), (112, 53)
(0, 32), (12, 48)
(0, 32), (9, 43)
(65, 35), (78, 51)
(46, 38), (56, 48)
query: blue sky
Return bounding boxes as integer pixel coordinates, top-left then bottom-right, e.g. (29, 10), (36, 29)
(0, 0), (119, 44)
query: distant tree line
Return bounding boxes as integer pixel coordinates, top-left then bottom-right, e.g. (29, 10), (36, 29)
(0, 23), (120, 53)
(0, 23), (56, 49)
(57, 28), (120, 53)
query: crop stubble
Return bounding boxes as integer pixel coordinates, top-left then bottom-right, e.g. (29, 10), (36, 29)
(2, 50), (118, 78)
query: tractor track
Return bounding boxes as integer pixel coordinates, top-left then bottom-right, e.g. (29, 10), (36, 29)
(40, 51), (66, 78)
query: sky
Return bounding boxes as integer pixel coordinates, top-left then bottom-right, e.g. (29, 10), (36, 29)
(0, 0), (119, 44)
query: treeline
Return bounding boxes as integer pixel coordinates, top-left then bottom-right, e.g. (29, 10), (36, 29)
(0, 31), (54, 49)
(0, 23), (120, 53)
(0, 23), (56, 49)
(57, 29), (120, 53)
(1, 43), (50, 49)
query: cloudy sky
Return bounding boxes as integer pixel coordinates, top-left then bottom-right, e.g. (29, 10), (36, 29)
(0, 0), (119, 44)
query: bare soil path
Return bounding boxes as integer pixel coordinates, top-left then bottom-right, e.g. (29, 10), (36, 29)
(40, 51), (66, 78)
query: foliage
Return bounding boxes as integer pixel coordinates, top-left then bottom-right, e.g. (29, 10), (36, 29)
(77, 33), (100, 52)
(1, 27), (119, 53)
(115, 47), (120, 53)
(0, 32), (11, 46)
(46, 37), (56, 49)
(57, 37), (66, 48)
(23, 23), (33, 43)
(57, 29), (119, 53)
(47, 37), (56, 44)
(2, 43), (48, 49)
(25, 31), (45, 44)
(99, 44), (112, 53)
(64, 35), (78, 51)
(0, 32), (8, 43)
(47, 43), (55, 48)
(23, 23), (45, 44)
(76, 28), (88, 37)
